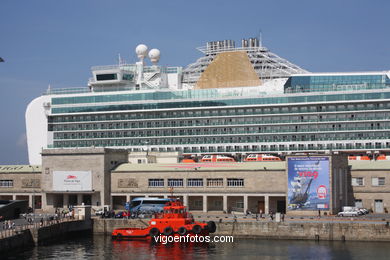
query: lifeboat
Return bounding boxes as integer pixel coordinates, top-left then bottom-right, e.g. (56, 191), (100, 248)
(199, 155), (235, 162)
(181, 158), (196, 163)
(112, 200), (216, 240)
(376, 154), (390, 160)
(348, 155), (370, 160)
(244, 154), (282, 162)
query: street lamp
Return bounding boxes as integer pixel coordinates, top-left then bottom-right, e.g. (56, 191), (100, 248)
(28, 165), (35, 219)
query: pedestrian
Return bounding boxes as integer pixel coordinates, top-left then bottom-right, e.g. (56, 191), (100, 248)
(11, 222), (15, 230)
(282, 213), (285, 222)
(40, 218), (43, 227)
(259, 209), (263, 219)
(318, 209), (321, 219)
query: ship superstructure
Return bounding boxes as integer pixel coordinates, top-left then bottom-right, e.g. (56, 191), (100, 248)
(26, 38), (390, 164)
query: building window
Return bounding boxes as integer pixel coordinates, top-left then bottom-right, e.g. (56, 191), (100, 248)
(355, 199), (363, 208)
(0, 180), (13, 187)
(372, 177), (385, 186)
(236, 201), (244, 209)
(352, 177), (364, 186)
(227, 178), (244, 187)
(207, 178), (223, 187)
(194, 200), (203, 207)
(187, 178), (203, 187)
(148, 179), (164, 187)
(168, 179), (183, 187)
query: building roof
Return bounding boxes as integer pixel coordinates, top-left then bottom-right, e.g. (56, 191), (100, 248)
(0, 165), (41, 173)
(349, 160), (390, 170)
(112, 162), (285, 172)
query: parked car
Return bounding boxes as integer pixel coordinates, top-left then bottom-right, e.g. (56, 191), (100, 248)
(358, 208), (369, 215)
(114, 211), (129, 218)
(337, 210), (361, 217)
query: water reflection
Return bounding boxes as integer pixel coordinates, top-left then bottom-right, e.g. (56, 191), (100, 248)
(5, 235), (390, 260)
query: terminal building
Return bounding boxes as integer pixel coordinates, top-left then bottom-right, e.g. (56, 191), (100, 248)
(0, 149), (389, 215)
(1, 37), (389, 215)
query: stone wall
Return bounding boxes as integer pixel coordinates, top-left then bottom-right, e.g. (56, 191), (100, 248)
(93, 218), (390, 242)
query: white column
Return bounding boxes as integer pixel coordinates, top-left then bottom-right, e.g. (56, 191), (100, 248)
(12, 194), (16, 200)
(145, 194), (149, 198)
(28, 195), (33, 208)
(223, 195), (228, 213)
(265, 195), (269, 214)
(42, 193), (48, 211)
(77, 194), (83, 205)
(126, 194), (130, 202)
(244, 195), (248, 214)
(163, 194), (168, 198)
(183, 195), (188, 206)
(203, 195), (207, 213)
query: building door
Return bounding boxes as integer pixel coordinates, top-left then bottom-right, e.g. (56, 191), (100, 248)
(257, 201), (265, 213)
(375, 200), (384, 213)
(277, 200), (286, 214)
(83, 195), (92, 206)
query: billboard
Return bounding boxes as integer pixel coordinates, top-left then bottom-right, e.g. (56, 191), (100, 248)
(53, 171), (92, 191)
(287, 157), (330, 211)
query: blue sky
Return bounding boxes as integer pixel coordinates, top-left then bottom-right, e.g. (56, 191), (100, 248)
(0, 0), (389, 164)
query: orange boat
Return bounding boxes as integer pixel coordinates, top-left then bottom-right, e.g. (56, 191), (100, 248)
(112, 200), (216, 240)
(348, 155), (370, 160)
(244, 154), (282, 162)
(200, 155), (235, 162)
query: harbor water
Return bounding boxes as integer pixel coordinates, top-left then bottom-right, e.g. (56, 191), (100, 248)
(4, 234), (390, 260)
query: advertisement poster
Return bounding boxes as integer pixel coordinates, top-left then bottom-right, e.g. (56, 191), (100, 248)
(53, 171), (92, 191)
(287, 157), (330, 210)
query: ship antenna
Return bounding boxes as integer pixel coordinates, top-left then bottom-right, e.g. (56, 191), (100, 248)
(258, 29), (263, 47)
(118, 53), (122, 65)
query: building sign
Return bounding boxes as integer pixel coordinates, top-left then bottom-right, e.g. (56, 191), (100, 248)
(53, 171), (92, 191)
(287, 157), (330, 211)
(118, 178), (138, 188)
(22, 178), (40, 188)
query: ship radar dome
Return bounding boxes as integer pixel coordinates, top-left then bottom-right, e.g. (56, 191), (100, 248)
(135, 44), (148, 59)
(148, 48), (160, 64)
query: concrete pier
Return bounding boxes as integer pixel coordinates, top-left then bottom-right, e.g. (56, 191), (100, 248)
(93, 218), (390, 242)
(0, 219), (92, 253)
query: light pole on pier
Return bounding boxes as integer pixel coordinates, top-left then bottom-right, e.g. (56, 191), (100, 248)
(28, 165), (36, 219)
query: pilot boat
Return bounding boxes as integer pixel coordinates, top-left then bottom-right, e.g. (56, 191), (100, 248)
(112, 200), (216, 240)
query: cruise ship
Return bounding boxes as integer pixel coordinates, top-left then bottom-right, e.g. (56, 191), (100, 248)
(26, 38), (390, 164)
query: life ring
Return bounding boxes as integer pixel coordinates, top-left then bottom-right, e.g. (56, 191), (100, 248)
(149, 227), (160, 237)
(207, 221), (216, 233)
(192, 224), (202, 234)
(178, 226), (187, 236)
(163, 226), (173, 236)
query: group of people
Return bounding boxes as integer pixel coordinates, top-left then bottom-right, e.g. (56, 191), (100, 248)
(1, 220), (16, 230)
(244, 209), (285, 222)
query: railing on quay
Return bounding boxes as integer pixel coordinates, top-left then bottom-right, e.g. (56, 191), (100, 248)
(0, 216), (77, 240)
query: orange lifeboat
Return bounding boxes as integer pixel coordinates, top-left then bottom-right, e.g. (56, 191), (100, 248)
(112, 200), (216, 240)
(199, 155), (235, 163)
(376, 154), (390, 160)
(348, 155), (370, 160)
(181, 158), (196, 163)
(244, 154), (282, 162)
